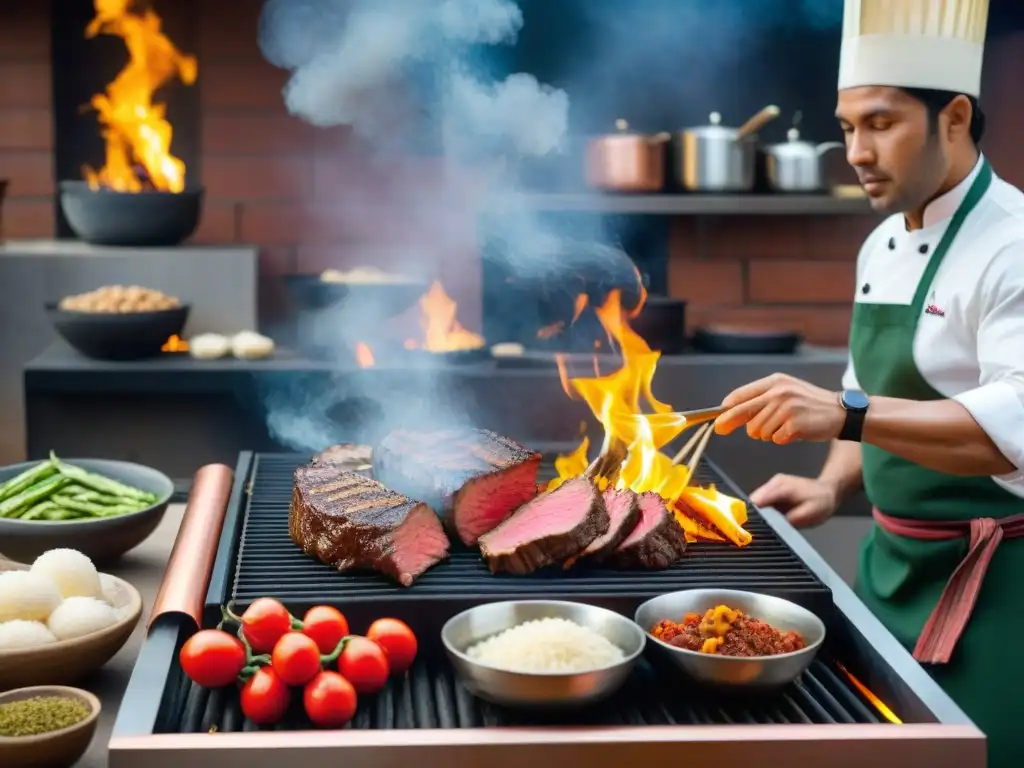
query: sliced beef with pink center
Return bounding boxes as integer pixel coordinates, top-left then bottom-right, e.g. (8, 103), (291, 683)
(604, 491), (686, 570)
(479, 477), (609, 575)
(289, 465), (450, 586)
(565, 486), (641, 568)
(372, 428), (541, 546)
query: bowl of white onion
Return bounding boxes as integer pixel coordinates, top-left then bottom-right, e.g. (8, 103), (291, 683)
(0, 548), (142, 691)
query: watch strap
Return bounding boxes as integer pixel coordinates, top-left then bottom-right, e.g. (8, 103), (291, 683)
(838, 395), (866, 442)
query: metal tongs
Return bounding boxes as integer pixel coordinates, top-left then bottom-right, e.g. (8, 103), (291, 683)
(670, 421), (715, 477)
(673, 406), (725, 428)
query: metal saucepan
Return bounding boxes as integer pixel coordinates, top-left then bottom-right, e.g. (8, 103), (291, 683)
(765, 127), (845, 193)
(586, 119), (671, 193)
(675, 105), (780, 192)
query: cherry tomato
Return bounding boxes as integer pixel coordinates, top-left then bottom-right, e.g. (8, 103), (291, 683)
(338, 636), (390, 694)
(366, 618), (417, 674)
(240, 598), (293, 653)
(303, 671), (358, 728)
(179, 629), (246, 688)
(302, 606), (349, 655)
(240, 667), (290, 726)
(271, 632), (323, 686)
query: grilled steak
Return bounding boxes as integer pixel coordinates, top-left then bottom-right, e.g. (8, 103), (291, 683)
(478, 477), (609, 575)
(564, 486), (640, 568)
(372, 428), (542, 546)
(605, 491), (686, 570)
(289, 465), (450, 586)
(310, 443), (373, 472)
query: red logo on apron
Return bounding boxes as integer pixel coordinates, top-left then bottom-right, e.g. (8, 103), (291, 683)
(925, 304), (946, 317)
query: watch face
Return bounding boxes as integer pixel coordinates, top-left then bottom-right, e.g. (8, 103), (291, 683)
(843, 390), (870, 410)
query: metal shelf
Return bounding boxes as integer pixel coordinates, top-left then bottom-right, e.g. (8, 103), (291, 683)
(522, 193), (874, 216)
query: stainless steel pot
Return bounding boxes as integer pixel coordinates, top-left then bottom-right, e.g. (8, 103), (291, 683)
(585, 119), (671, 192)
(765, 128), (845, 192)
(675, 106), (780, 192)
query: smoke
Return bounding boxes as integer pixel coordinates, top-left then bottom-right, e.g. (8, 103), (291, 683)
(256, 0), (844, 452)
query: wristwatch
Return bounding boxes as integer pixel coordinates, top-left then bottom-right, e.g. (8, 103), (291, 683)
(838, 390), (870, 442)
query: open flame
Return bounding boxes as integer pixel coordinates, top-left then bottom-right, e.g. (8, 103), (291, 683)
(550, 287), (752, 547)
(354, 342), (375, 368)
(405, 281), (484, 353)
(161, 334), (188, 353)
(83, 0), (197, 193)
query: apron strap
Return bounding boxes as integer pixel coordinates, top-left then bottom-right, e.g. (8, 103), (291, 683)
(910, 160), (993, 315)
(874, 508), (1024, 664)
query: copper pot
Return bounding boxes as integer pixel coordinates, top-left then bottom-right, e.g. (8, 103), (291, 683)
(585, 120), (671, 192)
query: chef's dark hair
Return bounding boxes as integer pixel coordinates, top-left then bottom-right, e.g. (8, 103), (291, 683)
(902, 87), (986, 145)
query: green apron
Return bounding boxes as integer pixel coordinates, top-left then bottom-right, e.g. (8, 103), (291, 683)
(851, 160), (1024, 768)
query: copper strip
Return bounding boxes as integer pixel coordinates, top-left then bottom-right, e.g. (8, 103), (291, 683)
(148, 463), (234, 632)
(109, 723), (984, 768)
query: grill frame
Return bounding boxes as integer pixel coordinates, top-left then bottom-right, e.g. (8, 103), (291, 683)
(109, 451), (985, 767)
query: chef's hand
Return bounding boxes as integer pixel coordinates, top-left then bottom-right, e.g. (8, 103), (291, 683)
(714, 373), (845, 444)
(750, 474), (839, 528)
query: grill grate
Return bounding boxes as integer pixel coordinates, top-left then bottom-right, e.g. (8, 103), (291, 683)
(168, 656), (883, 734)
(166, 451), (898, 734)
(229, 454), (831, 611)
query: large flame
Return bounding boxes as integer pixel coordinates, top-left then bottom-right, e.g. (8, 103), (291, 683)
(405, 281), (484, 353)
(83, 0), (197, 193)
(550, 288), (751, 547)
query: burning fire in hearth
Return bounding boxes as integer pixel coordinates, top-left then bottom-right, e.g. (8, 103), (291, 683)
(354, 343), (375, 369)
(83, 0), (197, 193)
(549, 286), (752, 547)
(353, 281), (484, 367)
(405, 281), (485, 353)
(161, 334), (188, 353)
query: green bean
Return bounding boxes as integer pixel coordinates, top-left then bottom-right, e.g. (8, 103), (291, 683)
(20, 500), (59, 521)
(0, 475), (69, 518)
(42, 507), (80, 521)
(50, 453), (156, 503)
(51, 495), (141, 517)
(0, 462), (56, 503)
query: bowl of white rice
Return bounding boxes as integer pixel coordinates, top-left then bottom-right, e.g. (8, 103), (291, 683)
(441, 600), (645, 710)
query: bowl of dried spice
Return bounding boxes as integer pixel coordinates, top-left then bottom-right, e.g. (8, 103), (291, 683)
(0, 685), (100, 767)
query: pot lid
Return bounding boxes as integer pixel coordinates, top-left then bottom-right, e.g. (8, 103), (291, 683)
(683, 112), (737, 139)
(769, 127), (817, 158)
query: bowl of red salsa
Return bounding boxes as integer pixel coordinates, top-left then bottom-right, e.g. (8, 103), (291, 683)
(634, 589), (826, 689)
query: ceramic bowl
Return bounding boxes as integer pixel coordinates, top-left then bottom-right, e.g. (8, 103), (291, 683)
(0, 685), (100, 768)
(0, 558), (143, 691)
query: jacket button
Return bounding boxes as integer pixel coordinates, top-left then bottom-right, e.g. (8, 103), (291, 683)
(862, 283), (871, 294)
(919, 244), (929, 254)
(888, 237), (896, 250)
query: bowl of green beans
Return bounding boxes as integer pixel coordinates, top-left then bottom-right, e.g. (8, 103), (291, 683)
(0, 453), (174, 564)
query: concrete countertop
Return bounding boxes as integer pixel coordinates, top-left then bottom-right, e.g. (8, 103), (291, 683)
(77, 504), (185, 767)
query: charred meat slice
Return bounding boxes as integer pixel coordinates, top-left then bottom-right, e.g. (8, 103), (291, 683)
(565, 486), (641, 567)
(479, 477), (609, 575)
(289, 465), (450, 587)
(605, 491), (686, 570)
(310, 443), (373, 472)
(372, 428), (541, 546)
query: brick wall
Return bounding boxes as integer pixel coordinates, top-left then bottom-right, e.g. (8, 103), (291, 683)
(0, 4), (54, 239)
(3, 3), (1023, 345)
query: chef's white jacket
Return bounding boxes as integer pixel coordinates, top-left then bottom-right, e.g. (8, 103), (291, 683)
(842, 156), (1024, 497)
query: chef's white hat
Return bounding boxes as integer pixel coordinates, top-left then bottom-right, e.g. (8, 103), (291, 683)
(839, 0), (990, 97)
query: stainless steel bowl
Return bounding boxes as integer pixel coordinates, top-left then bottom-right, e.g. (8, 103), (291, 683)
(634, 589), (826, 690)
(441, 600), (646, 710)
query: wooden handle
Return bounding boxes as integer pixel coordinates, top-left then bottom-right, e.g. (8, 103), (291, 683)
(735, 105), (781, 141)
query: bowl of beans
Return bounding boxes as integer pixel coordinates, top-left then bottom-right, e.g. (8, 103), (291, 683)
(634, 589), (826, 689)
(46, 286), (189, 361)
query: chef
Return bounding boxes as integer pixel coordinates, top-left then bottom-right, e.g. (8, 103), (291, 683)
(713, 1), (1024, 765)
